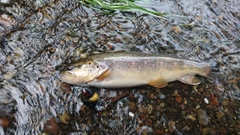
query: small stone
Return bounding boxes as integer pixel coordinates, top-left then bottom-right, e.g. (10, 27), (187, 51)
(222, 99), (229, 106)
(60, 112), (71, 124)
(47, 46), (56, 54)
(183, 125), (191, 131)
(159, 102), (165, 108)
(129, 101), (136, 112)
(187, 114), (196, 121)
(184, 99), (187, 104)
(196, 104), (200, 109)
(172, 25), (181, 34)
(179, 103), (185, 110)
(216, 112), (225, 119)
(44, 117), (60, 135)
(149, 115), (156, 120)
(149, 93), (155, 99)
(145, 118), (152, 126)
(138, 105), (147, 114)
(168, 120), (176, 133)
(173, 90), (179, 96)
(128, 111), (134, 118)
(197, 109), (209, 126)
(60, 83), (72, 93)
(202, 127), (211, 135)
(210, 94), (219, 106)
(153, 129), (164, 135)
(175, 95), (182, 103)
(147, 104), (154, 114)
(204, 98), (209, 104)
(0, 118), (9, 127)
(138, 114), (146, 124)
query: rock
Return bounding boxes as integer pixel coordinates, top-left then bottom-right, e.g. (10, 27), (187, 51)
(128, 111), (134, 118)
(147, 104), (153, 114)
(44, 117), (60, 135)
(222, 99), (229, 106)
(175, 95), (182, 103)
(149, 93), (155, 99)
(197, 109), (209, 126)
(202, 127), (211, 135)
(145, 118), (152, 126)
(173, 90), (179, 96)
(0, 118), (9, 127)
(168, 120), (176, 133)
(216, 112), (225, 119)
(60, 112), (71, 124)
(172, 25), (181, 34)
(138, 104), (147, 114)
(210, 94), (219, 106)
(159, 102), (165, 108)
(129, 101), (136, 112)
(60, 83), (72, 93)
(187, 114), (196, 121)
(153, 129), (164, 135)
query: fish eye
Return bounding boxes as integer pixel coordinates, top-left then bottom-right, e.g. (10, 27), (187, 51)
(67, 66), (74, 70)
(88, 62), (92, 65)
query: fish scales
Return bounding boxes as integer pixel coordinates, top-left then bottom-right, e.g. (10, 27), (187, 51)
(60, 52), (211, 88)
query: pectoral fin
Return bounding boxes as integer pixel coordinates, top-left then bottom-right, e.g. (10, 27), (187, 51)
(179, 75), (201, 85)
(148, 77), (168, 88)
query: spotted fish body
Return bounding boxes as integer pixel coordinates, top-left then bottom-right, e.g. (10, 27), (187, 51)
(60, 52), (211, 88)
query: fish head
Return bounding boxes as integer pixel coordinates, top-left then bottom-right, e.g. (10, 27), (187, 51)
(60, 58), (109, 85)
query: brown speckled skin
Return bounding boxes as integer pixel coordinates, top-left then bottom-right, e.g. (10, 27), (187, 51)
(81, 52), (211, 88)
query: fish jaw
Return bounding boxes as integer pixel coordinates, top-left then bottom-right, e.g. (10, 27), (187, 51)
(60, 71), (86, 85)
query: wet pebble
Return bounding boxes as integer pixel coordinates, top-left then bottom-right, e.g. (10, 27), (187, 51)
(129, 101), (136, 112)
(222, 99), (229, 106)
(173, 90), (179, 96)
(168, 120), (176, 133)
(128, 111), (134, 117)
(149, 93), (155, 99)
(138, 104), (147, 114)
(202, 127), (211, 135)
(153, 129), (164, 135)
(187, 114), (196, 121)
(147, 104), (153, 114)
(197, 109), (209, 126)
(60, 112), (71, 124)
(172, 25), (181, 34)
(60, 83), (72, 93)
(0, 118), (9, 128)
(216, 112), (225, 119)
(175, 95), (182, 103)
(210, 93), (219, 106)
(44, 117), (60, 135)
(204, 98), (209, 104)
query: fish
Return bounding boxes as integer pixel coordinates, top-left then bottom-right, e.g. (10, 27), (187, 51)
(60, 52), (211, 88)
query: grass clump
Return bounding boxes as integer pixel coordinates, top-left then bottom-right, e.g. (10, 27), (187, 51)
(79, 0), (167, 19)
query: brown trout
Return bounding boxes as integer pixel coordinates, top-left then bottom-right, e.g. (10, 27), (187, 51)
(60, 52), (211, 88)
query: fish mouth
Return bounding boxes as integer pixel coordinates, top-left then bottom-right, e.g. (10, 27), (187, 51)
(60, 71), (77, 84)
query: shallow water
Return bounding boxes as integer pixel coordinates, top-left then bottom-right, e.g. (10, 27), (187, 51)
(0, 0), (239, 134)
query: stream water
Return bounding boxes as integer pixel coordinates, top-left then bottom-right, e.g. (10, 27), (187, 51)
(0, 0), (239, 134)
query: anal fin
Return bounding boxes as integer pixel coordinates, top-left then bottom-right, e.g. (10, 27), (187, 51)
(179, 75), (201, 85)
(148, 77), (168, 88)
